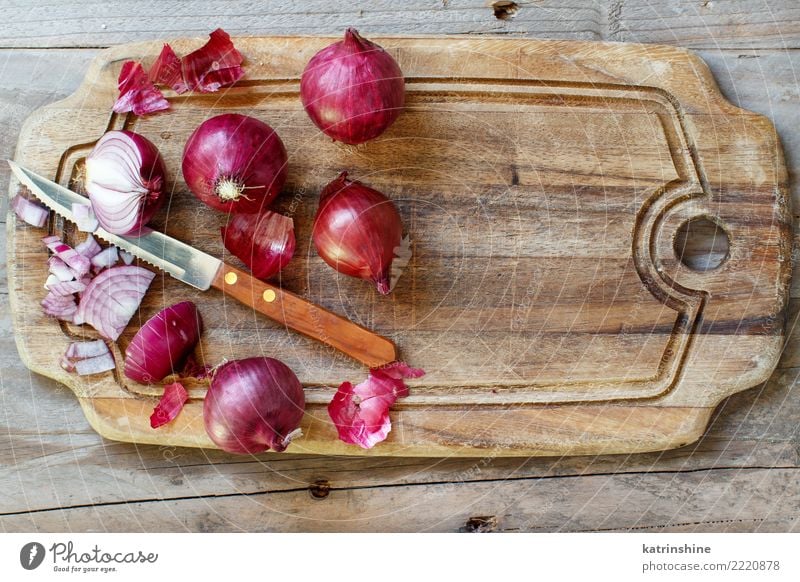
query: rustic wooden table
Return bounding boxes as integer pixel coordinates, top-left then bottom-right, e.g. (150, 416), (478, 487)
(1, 1), (798, 533)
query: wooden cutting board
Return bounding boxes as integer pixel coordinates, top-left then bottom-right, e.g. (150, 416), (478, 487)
(7, 36), (790, 457)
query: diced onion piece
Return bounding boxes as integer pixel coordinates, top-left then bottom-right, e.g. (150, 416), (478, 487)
(74, 352), (116, 376)
(11, 194), (49, 227)
(72, 202), (99, 232)
(45, 239), (91, 278)
(75, 234), (102, 259)
(66, 339), (109, 359)
(45, 279), (87, 296)
(120, 250), (135, 265)
(90, 246), (119, 270)
(41, 293), (77, 321)
(73, 266), (155, 340)
(48, 257), (74, 281)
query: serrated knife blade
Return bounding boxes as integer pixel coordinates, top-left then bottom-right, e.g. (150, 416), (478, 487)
(9, 161), (221, 290)
(8, 161), (397, 367)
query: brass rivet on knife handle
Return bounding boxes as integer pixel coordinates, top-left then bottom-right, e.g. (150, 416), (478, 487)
(211, 264), (396, 367)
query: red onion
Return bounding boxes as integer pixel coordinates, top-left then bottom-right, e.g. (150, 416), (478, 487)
(300, 28), (405, 145)
(11, 194), (48, 227)
(90, 246), (119, 270)
(182, 114), (288, 214)
(48, 257), (74, 282)
(73, 266), (155, 340)
(204, 357), (305, 454)
(221, 211), (295, 280)
(124, 301), (203, 384)
(84, 130), (167, 235)
(75, 234), (102, 259)
(312, 172), (408, 294)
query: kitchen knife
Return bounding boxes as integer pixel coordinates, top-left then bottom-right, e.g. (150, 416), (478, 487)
(8, 161), (397, 368)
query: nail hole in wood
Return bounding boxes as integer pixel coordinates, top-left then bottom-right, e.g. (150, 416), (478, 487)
(309, 480), (331, 500)
(464, 515), (498, 532)
(673, 217), (730, 272)
(491, 1), (518, 20)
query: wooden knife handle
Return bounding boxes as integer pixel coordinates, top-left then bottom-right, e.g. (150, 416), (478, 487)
(211, 264), (396, 368)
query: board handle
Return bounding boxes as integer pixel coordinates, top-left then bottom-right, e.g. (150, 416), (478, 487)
(211, 264), (396, 368)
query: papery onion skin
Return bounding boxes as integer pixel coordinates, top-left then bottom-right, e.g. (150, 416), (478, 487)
(221, 211), (295, 280)
(85, 130), (167, 235)
(300, 28), (404, 145)
(182, 114), (288, 214)
(312, 172), (403, 294)
(204, 357), (305, 454)
(124, 301), (202, 384)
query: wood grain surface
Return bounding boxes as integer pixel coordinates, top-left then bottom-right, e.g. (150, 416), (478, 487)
(1, 1), (799, 532)
(8, 35), (789, 456)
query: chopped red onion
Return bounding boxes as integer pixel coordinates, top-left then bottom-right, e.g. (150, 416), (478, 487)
(41, 294), (77, 320)
(119, 250), (135, 265)
(45, 239), (91, 278)
(42, 235), (60, 245)
(75, 234), (102, 259)
(66, 339), (109, 359)
(45, 279), (87, 296)
(74, 352), (116, 376)
(74, 266), (155, 340)
(48, 257), (74, 281)
(11, 194), (49, 228)
(60, 355), (76, 372)
(44, 274), (60, 290)
(90, 246), (119, 270)
(72, 202), (99, 232)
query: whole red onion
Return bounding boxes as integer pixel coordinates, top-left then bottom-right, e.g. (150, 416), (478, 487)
(312, 172), (405, 294)
(300, 28), (405, 145)
(204, 357), (305, 454)
(124, 301), (203, 384)
(84, 130), (167, 235)
(182, 113), (288, 213)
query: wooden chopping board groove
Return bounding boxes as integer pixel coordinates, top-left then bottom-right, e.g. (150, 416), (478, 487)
(7, 36), (791, 456)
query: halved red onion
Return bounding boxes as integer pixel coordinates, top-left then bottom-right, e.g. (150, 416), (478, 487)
(182, 114), (288, 214)
(113, 60), (170, 116)
(124, 301), (202, 384)
(73, 266), (156, 340)
(150, 382), (189, 429)
(85, 130), (167, 235)
(11, 194), (49, 227)
(221, 211), (295, 280)
(72, 202), (99, 232)
(300, 28), (405, 144)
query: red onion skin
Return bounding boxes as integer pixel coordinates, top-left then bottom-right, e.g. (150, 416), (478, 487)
(312, 172), (403, 294)
(300, 28), (405, 145)
(85, 130), (167, 235)
(221, 211), (295, 280)
(182, 114), (288, 214)
(124, 301), (203, 384)
(204, 357), (305, 454)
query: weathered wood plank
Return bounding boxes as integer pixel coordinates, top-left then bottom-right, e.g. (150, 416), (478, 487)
(0, 1), (797, 49)
(1, 467), (797, 532)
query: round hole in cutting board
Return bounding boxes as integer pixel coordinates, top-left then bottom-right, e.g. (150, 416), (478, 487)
(673, 217), (730, 271)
